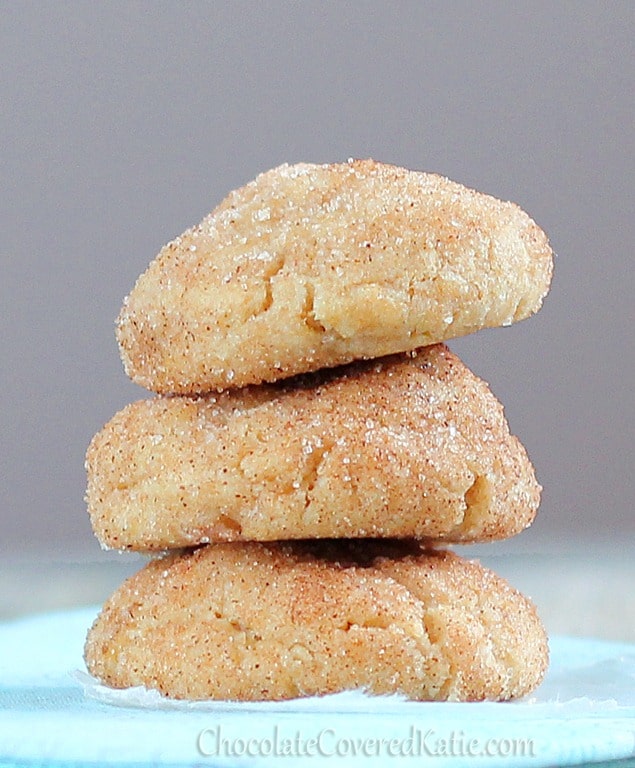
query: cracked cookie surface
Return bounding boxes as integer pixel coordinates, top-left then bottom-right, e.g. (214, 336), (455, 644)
(87, 345), (540, 551)
(84, 542), (548, 701)
(116, 159), (553, 395)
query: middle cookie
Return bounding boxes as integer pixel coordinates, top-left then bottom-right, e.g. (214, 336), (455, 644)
(87, 344), (540, 550)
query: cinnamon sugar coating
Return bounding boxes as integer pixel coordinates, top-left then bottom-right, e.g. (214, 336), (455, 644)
(116, 159), (553, 394)
(84, 542), (548, 701)
(86, 345), (540, 550)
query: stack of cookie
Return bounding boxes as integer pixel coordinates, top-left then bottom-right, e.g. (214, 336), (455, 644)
(84, 160), (553, 702)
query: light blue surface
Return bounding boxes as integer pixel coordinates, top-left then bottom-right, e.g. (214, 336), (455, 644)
(0, 607), (634, 767)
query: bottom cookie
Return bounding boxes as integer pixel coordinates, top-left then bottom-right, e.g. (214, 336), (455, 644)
(84, 542), (548, 702)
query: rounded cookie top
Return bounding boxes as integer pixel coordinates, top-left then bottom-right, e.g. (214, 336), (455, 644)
(117, 159), (553, 394)
(86, 345), (541, 550)
(84, 541), (549, 701)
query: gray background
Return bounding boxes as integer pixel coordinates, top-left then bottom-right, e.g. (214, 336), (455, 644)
(2, 1), (634, 559)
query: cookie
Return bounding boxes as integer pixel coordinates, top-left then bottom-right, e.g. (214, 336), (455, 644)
(84, 542), (548, 701)
(86, 345), (540, 551)
(116, 159), (553, 394)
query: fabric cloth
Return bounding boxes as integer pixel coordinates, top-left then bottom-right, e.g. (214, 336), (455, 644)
(0, 607), (634, 767)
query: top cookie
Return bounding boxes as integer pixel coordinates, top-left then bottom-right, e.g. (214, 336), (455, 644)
(117, 159), (553, 394)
